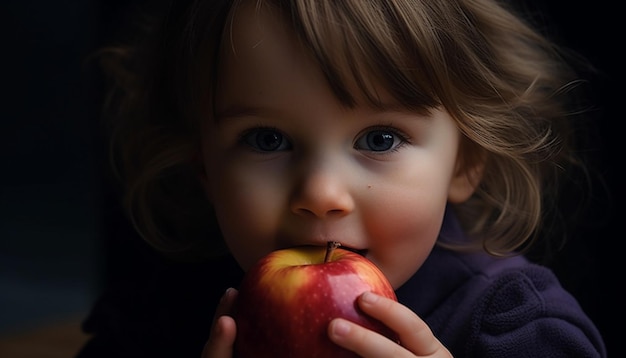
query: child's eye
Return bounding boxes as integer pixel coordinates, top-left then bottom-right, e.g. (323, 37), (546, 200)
(241, 127), (292, 152)
(354, 128), (408, 153)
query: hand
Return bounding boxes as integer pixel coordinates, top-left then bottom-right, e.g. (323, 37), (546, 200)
(328, 292), (452, 357)
(201, 288), (238, 358)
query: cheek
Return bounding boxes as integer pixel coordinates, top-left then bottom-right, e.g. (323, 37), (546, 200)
(206, 163), (285, 271)
(363, 170), (452, 288)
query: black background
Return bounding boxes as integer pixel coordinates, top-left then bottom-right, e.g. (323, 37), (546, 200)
(1, 0), (622, 356)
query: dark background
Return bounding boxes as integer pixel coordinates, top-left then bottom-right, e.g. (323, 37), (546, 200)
(1, 0), (105, 336)
(1, 0), (622, 356)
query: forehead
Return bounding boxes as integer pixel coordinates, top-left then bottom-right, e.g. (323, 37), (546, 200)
(217, 0), (439, 112)
(222, 1), (302, 71)
(217, 1), (383, 113)
(216, 1), (317, 107)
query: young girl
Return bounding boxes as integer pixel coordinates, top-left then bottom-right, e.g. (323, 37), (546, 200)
(79, 0), (606, 356)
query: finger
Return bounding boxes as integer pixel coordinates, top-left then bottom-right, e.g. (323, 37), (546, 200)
(328, 318), (410, 358)
(202, 315), (237, 358)
(212, 288), (238, 326)
(357, 292), (448, 356)
(202, 288), (239, 358)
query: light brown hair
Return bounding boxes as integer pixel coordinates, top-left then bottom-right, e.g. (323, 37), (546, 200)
(100, 0), (592, 259)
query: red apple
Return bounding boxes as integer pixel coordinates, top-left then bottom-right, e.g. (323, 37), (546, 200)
(234, 242), (398, 358)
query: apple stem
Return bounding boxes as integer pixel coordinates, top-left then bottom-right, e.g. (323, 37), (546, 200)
(324, 241), (341, 263)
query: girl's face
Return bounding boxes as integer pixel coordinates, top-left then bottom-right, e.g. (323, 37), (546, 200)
(201, 2), (476, 288)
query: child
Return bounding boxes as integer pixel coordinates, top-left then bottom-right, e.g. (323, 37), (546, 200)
(79, 0), (606, 357)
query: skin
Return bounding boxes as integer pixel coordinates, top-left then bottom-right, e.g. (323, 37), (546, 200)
(200, 1), (478, 356)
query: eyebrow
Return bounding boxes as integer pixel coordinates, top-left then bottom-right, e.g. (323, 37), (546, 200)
(215, 102), (431, 121)
(215, 104), (268, 121)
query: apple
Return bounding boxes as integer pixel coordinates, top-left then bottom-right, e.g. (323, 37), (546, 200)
(234, 242), (398, 358)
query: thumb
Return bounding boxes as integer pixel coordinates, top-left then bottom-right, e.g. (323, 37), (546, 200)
(202, 315), (237, 358)
(202, 288), (238, 358)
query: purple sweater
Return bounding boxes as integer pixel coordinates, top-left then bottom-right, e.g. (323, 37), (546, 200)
(77, 216), (606, 357)
(397, 246), (605, 356)
(395, 211), (606, 357)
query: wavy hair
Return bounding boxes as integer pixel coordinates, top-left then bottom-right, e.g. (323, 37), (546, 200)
(99, 0), (593, 259)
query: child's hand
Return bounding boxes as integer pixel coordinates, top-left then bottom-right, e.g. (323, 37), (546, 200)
(201, 289), (451, 358)
(201, 288), (238, 358)
(328, 292), (453, 357)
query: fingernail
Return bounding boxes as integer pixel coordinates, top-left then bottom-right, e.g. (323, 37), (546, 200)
(361, 291), (378, 304)
(331, 319), (351, 337)
(220, 287), (233, 303)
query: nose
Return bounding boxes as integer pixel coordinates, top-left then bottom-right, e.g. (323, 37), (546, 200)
(290, 159), (355, 219)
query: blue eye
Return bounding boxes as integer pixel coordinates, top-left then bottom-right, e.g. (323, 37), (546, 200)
(354, 129), (404, 152)
(242, 128), (291, 152)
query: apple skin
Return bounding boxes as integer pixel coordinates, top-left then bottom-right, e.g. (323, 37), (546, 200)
(234, 246), (398, 358)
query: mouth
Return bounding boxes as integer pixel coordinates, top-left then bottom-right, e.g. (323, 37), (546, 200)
(341, 246), (368, 257)
(320, 241), (368, 257)
(286, 243), (368, 257)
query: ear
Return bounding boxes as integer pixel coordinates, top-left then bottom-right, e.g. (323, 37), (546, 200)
(447, 156), (485, 204)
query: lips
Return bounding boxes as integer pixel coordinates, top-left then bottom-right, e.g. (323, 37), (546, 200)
(341, 246), (368, 257)
(283, 243), (368, 257)
(276, 231), (367, 255)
